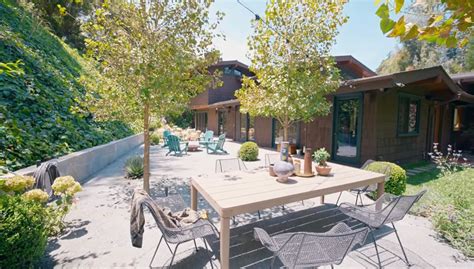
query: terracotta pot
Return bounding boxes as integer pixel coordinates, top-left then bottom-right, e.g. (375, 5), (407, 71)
(315, 165), (332, 176)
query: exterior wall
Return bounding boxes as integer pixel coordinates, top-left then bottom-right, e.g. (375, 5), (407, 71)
(300, 115), (333, 153)
(374, 89), (431, 163)
(225, 106), (238, 140)
(206, 108), (218, 134)
(208, 75), (242, 104)
(190, 90), (208, 107)
(254, 117), (273, 148)
(360, 92), (377, 164)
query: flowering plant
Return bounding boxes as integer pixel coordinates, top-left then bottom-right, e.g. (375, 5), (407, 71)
(23, 189), (49, 203)
(428, 143), (470, 177)
(0, 175), (34, 194)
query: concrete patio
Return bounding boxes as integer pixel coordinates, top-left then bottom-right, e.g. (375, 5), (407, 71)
(41, 141), (473, 268)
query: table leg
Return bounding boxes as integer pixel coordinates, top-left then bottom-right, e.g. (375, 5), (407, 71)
(376, 181), (385, 210)
(191, 184), (197, 211)
(320, 195), (325, 204)
(220, 217), (231, 269)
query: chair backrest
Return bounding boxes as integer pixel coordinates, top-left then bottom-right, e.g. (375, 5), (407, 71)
(264, 153), (280, 167)
(215, 158), (247, 173)
(379, 190), (427, 226)
(360, 159), (375, 169)
(254, 223), (368, 268)
(216, 134), (226, 149)
(167, 135), (181, 151)
(203, 130), (214, 142)
(163, 130), (171, 138)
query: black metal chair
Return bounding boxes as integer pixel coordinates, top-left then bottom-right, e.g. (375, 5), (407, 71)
(264, 153), (280, 167)
(339, 190), (427, 268)
(335, 160), (391, 206)
(149, 195), (218, 268)
(215, 158), (247, 173)
(254, 222), (369, 269)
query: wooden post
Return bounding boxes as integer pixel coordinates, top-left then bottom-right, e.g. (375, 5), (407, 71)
(376, 181), (385, 210)
(220, 217), (231, 269)
(191, 184), (197, 211)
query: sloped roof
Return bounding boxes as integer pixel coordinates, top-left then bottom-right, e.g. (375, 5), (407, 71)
(339, 66), (474, 103)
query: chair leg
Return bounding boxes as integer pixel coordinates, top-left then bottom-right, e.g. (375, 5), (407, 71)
(270, 255), (277, 269)
(257, 210), (261, 219)
(203, 238), (214, 269)
(149, 236), (163, 267)
(164, 240), (174, 253)
(370, 228), (382, 268)
(336, 191), (343, 205)
(169, 243), (180, 268)
(193, 239), (198, 251)
(392, 223), (410, 266)
(360, 193), (364, 206)
(355, 193), (360, 206)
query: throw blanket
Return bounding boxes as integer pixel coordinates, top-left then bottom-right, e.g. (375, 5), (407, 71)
(130, 188), (200, 248)
(33, 161), (60, 196)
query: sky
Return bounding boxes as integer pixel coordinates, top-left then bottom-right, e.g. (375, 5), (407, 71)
(209, 0), (399, 72)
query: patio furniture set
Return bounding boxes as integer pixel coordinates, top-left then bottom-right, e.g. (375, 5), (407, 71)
(137, 153), (426, 268)
(162, 130), (228, 156)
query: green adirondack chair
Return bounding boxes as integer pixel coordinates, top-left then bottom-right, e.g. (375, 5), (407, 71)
(166, 135), (188, 156)
(162, 130), (171, 148)
(206, 134), (228, 154)
(199, 130), (214, 146)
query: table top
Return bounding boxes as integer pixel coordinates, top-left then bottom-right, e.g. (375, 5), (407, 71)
(191, 162), (385, 218)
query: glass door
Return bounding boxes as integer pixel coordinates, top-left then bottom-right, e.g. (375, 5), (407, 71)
(218, 110), (227, 136)
(332, 94), (363, 164)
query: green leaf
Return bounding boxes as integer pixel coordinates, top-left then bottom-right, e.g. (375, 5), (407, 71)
(376, 3), (389, 19)
(395, 0), (404, 13)
(380, 18), (396, 34)
(446, 36), (457, 48)
(388, 16), (406, 37)
(402, 24), (419, 40)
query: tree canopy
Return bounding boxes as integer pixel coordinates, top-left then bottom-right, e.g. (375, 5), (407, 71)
(83, 0), (222, 192)
(236, 0), (346, 140)
(375, 0), (473, 47)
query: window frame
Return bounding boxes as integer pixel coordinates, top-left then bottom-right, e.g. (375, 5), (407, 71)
(397, 93), (421, 137)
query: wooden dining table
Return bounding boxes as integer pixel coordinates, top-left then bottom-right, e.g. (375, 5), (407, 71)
(190, 162), (386, 269)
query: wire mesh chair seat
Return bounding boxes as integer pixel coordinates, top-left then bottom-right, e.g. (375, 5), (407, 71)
(339, 190), (427, 268)
(335, 160), (391, 206)
(254, 223), (368, 269)
(148, 194), (218, 268)
(264, 153), (280, 167)
(215, 158), (248, 173)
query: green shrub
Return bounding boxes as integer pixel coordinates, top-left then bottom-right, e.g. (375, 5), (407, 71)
(125, 155), (144, 179)
(150, 133), (162, 145)
(366, 161), (407, 195)
(238, 142), (259, 161)
(0, 195), (49, 268)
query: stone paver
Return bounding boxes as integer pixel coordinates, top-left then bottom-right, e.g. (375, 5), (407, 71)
(41, 141), (472, 268)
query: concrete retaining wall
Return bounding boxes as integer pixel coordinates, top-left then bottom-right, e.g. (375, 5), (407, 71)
(15, 133), (144, 183)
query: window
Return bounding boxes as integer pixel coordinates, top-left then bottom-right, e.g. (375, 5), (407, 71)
(223, 67), (242, 77)
(273, 120), (299, 146)
(240, 113), (255, 141)
(195, 112), (207, 131)
(397, 94), (421, 136)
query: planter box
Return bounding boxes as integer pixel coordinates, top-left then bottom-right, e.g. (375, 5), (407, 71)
(15, 133), (144, 183)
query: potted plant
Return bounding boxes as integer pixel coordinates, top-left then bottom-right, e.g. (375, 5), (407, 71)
(313, 148), (331, 176)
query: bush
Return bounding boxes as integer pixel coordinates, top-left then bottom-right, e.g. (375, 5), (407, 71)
(0, 195), (49, 268)
(125, 155), (144, 179)
(238, 142), (259, 161)
(150, 132), (162, 146)
(366, 161), (407, 195)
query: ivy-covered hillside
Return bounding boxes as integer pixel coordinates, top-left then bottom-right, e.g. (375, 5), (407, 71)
(0, 1), (134, 171)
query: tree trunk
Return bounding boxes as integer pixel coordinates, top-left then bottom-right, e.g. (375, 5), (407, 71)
(283, 124), (288, 142)
(143, 102), (151, 193)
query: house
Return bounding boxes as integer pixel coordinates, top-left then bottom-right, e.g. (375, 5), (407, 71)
(190, 56), (474, 165)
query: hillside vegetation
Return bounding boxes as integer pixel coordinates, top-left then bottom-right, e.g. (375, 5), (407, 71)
(0, 1), (133, 171)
